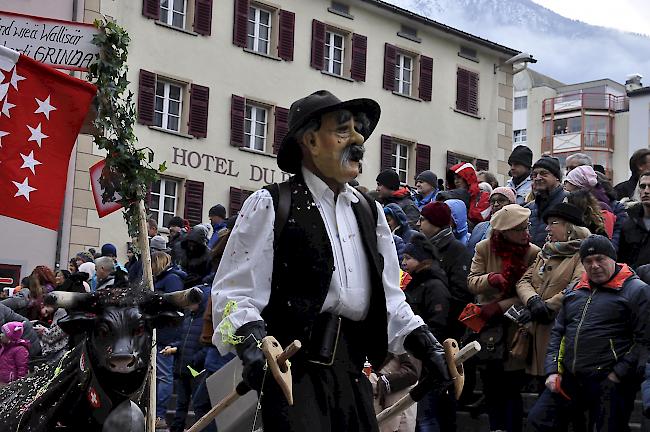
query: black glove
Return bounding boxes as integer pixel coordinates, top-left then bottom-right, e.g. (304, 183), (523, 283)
(404, 325), (451, 395)
(234, 320), (267, 392)
(527, 296), (553, 324)
(375, 373), (390, 407)
(516, 308), (532, 325)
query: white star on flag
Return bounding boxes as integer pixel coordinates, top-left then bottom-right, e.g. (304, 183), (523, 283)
(0, 130), (8, 148)
(9, 67), (25, 90)
(27, 123), (48, 147)
(1, 98), (15, 118)
(0, 83), (8, 101)
(20, 151), (42, 175)
(12, 178), (36, 201)
(35, 95), (56, 120)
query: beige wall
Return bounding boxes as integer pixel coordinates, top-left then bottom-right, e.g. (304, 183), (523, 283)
(613, 112), (630, 185)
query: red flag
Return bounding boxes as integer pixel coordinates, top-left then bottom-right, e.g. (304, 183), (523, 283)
(0, 45), (96, 230)
(89, 158), (123, 218)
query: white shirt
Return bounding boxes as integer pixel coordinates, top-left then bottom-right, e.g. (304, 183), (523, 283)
(212, 167), (423, 354)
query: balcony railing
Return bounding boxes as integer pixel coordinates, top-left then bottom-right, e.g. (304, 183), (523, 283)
(541, 132), (614, 154)
(543, 92), (629, 115)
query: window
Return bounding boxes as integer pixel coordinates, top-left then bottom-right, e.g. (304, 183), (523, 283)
(160, 0), (187, 29)
(154, 80), (183, 132)
(394, 53), (413, 96)
(245, 103), (269, 151)
(514, 96), (527, 110)
(392, 141), (410, 183)
(456, 67), (479, 116)
(324, 31), (345, 76)
(513, 129), (527, 143)
(247, 5), (272, 54)
(149, 179), (179, 228)
(553, 117), (581, 135)
(458, 46), (478, 62)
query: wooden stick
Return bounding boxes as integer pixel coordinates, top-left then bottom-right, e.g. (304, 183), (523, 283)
(186, 383), (249, 432)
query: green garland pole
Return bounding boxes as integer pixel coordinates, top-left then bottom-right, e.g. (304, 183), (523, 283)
(88, 18), (166, 431)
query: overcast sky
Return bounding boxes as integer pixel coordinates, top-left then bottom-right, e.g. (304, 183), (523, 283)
(532, 0), (650, 36)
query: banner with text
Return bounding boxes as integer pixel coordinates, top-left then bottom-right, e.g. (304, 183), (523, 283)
(0, 11), (99, 71)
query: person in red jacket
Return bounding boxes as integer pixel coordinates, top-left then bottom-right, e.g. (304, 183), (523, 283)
(449, 162), (491, 225)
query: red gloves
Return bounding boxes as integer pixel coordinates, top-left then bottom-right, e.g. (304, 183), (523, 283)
(487, 272), (508, 292)
(479, 302), (503, 321)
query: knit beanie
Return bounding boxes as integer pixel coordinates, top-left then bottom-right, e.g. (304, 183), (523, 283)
(100, 243), (117, 257)
(478, 182), (493, 194)
(376, 170), (401, 191)
(208, 204), (227, 218)
(491, 187), (516, 204)
(565, 165), (597, 190)
(403, 233), (437, 261)
(579, 234), (616, 262)
(532, 155), (562, 181)
(2, 322), (24, 342)
(415, 170), (438, 187)
(421, 202), (452, 227)
(508, 145), (533, 168)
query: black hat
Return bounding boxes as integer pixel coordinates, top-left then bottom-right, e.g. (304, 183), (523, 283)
(415, 170), (438, 187)
(543, 202), (585, 227)
(277, 90), (381, 174)
(167, 216), (185, 229)
(533, 155), (562, 180)
(403, 233), (439, 262)
(376, 170), (400, 191)
(579, 234), (617, 262)
(209, 204), (226, 218)
(508, 145), (533, 168)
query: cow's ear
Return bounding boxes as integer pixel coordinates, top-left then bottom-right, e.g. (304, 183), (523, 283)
(58, 312), (96, 335)
(144, 311), (184, 329)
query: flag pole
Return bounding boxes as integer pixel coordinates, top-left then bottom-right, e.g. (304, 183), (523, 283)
(136, 200), (156, 432)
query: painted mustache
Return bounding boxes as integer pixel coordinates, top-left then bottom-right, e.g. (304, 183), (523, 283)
(342, 144), (365, 164)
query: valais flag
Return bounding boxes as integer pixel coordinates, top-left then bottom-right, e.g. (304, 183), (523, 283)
(0, 45), (95, 230)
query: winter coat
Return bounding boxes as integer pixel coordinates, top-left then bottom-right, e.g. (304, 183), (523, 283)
(610, 200), (628, 250)
(1, 290), (43, 322)
(467, 238), (540, 371)
(516, 250), (585, 376)
(208, 221), (227, 249)
(467, 221), (491, 253)
(0, 304), (40, 357)
(168, 230), (186, 266)
(173, 284), (210, 377)
(383, 188), (420, 229)
(525, 186), (567, 247)
(180, 227), (212, 288)
(154, 266), (187, 347)
(614, 175), (638, 200)
(393, 235), (406, 264)
(384, 203), (418, 245)
(95, 274), (115, 291)
(545, 264), (649, 381)
(0, 339), (30, 384)
(618, 204), (650, 269)
(404, 264), (450, 341)
(449, 163), (491, 225)
(507, 176), (533, 206)
(40, 308), (69, 359)
(445, 199), (470, 245)
(415, 190), (438, 210)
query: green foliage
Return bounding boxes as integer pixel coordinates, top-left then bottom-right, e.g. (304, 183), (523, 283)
(88, 19), (164, 238)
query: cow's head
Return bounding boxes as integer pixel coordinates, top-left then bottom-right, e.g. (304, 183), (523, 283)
(47, 277), (201, 395)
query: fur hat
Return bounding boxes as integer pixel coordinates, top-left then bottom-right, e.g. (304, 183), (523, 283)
(490, 204), (531, 231)
(580, 234), (616, 262)
(421, 202), (452, 227)
(2, 322), (24, 342)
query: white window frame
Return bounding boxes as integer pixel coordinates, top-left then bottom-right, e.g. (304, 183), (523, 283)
(154, 80), (183, 132)
(247, 5), (272, 55)
(392, 142), (410, 183)
(160, 0), (187, 29)
(245, 103), (269, 151)
(395, 53), (413, 96)
(514, 129), (527, 143)
(514, 96), (528, 110)
(150, 178), (179, 228)
(324, 31), (345, 76)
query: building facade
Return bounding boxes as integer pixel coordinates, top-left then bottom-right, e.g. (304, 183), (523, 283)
(4, 0), (522, 272)
(628, 85), (650, 167)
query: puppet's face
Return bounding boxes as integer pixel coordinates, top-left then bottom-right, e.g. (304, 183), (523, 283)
(304, 110), (367, 184)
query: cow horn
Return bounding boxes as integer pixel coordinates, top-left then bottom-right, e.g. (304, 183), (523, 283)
(162, 287), (203, 308)
(45, 291), (93, 309)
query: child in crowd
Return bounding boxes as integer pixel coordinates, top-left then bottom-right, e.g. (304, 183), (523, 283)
(0, 322), (30, 386)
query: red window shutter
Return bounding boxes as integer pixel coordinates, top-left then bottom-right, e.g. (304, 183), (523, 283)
(419, 55), (433, 101)
(194, 0), (213, 36)
(230, 95), (246, 147)
(310, 20), (326, 70)
(229, 187), (242, 217)
(188, 84), (209, 138)
(457, 68), (479, 115)
(380, 135), (394, 171)
(273, 107), (289, 155)
(468, 71), (479, 115)
(278, 10), (295, 61)
(184, 180), (204, 227)
(383, 44), (396, 91)
(475, 158), (489, 171)
(415, 144), (431, 176)
(142, 0), (160, 19)
(233, 0), (249, 47)
(350, 33), (367, 82)
(137, 70), (156, 126)
(447, 151), (458, 168)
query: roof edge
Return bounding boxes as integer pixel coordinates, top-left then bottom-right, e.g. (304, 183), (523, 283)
(628, 86), (650, 97)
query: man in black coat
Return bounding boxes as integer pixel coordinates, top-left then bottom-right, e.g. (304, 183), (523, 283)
(618, 172), (650, 268)
(615, 149), (650, 200)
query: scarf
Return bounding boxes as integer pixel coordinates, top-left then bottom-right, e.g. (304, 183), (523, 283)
(541, 239), (582, 260)
(490, 231), (531, 296)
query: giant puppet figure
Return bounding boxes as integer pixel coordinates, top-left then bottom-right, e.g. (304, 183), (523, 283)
(212, 90), (450, 431)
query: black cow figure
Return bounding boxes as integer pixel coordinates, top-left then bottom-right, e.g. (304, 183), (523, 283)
(0, 275), (202, 432)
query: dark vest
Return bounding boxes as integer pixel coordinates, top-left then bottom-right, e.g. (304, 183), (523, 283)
(262, 174), (388, 367)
